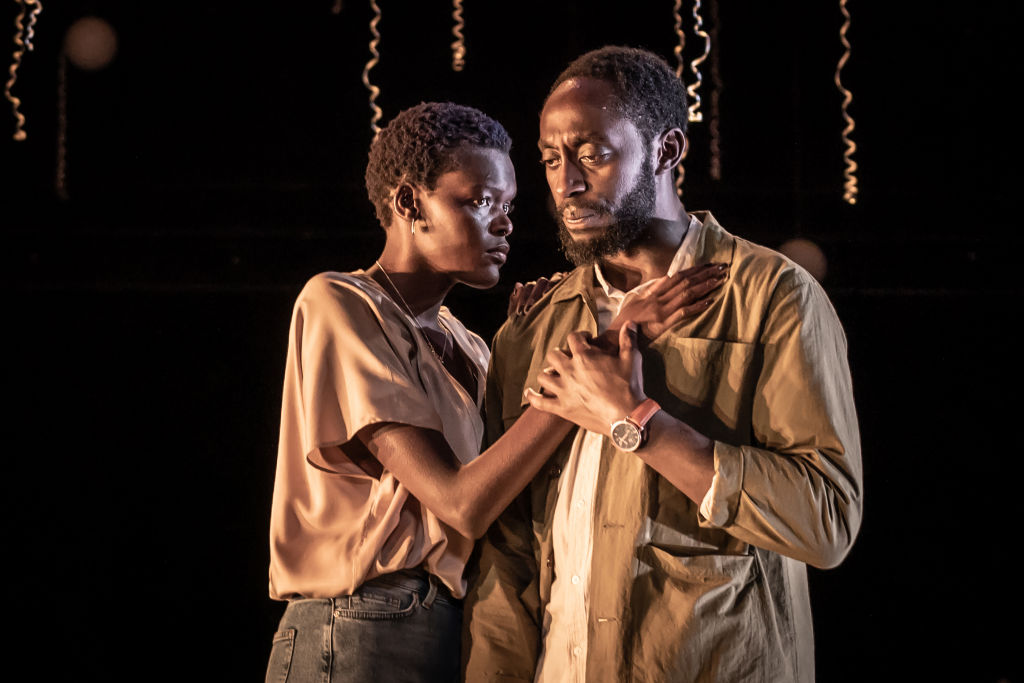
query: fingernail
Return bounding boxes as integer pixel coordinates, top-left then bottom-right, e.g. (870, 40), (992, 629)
(524, 304), (533, 314)
(627, 321), (638, 332)
(516, 306), (524, 315)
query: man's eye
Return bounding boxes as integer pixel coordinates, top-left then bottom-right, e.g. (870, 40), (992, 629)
(475, 197), (492, 207)
(503, 202), (514, 215)
(542, 158), (561, 168)
(581, 154), (604, 164)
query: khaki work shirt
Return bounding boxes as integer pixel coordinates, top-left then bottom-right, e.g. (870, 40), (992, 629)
(463, 213), (863, 682)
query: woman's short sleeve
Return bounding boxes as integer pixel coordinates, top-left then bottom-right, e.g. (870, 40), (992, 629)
(287, 274), (444, 469)
(270, 271), (486, 600)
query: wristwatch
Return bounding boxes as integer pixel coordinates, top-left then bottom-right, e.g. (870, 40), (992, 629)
(609, 399), (661, 452)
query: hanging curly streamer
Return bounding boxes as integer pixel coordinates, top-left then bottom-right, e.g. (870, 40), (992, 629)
(56, 48), (67, 199)
(451, 0), (465, 72)
(835, 0), (858, 204)
(673, 0), (685, 78)
(672, 0), (686, 196)
(362, 0), (383, 137)
(25, 0), (41, 51)
(708, 0), (721, 180)
(5, 0), (28, 140)
(687, 0), (710, 123)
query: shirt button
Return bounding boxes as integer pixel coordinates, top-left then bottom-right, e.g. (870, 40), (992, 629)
(573, 646), (583, 656)
(571, 575), (580, 585)
(577, 499), (585, 508)
(333, 609), (342, 618)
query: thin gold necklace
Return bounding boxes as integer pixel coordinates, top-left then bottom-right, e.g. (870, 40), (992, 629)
(374, 260), (451, 362)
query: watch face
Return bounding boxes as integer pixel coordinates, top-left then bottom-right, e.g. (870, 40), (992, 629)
(611, 421), (642, 451)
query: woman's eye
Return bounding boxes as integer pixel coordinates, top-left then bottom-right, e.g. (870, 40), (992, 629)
(503, 203), (514, 215)
(474, 197), (492, 207)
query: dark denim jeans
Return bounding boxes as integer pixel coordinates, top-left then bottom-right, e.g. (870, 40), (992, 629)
(265, 570), (463, 683)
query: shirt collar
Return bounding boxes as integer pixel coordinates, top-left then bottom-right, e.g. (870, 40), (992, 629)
(593, 212), (703, 300)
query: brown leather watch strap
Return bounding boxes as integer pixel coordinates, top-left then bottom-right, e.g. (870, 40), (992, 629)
(628, 398), (661, 429)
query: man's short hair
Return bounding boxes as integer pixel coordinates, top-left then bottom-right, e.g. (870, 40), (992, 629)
(549, 46), (688, 144)
(365, 102), (512, 228)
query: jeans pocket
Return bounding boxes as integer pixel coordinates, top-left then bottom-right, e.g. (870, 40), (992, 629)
(335, 582), (420, 620)
(265, 629), (295, 683)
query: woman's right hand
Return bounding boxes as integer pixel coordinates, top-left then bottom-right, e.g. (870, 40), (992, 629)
(609, 263), (728, 340)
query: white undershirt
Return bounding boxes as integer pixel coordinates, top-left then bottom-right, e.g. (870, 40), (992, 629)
(535, 214), (722, 683)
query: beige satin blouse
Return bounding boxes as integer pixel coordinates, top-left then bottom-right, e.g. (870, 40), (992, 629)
(268, 271), (489, 600)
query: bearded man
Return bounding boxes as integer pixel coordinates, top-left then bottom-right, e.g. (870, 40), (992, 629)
(463, 46), (863, 683)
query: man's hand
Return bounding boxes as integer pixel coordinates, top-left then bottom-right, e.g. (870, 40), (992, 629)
(610, 263), (728, 339)
(508, 272), (567, 317)
(525, 322), (646, 435)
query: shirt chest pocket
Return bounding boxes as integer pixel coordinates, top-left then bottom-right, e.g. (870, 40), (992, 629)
(644, 336), (760, 447)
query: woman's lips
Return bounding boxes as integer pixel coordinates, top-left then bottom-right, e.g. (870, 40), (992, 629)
(486, 246), (509, 264)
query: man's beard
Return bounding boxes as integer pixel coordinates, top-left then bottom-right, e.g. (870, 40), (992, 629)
(554, 155), (657, 267)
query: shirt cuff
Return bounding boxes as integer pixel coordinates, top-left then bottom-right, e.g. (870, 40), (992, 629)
(697, 441), (746, 529)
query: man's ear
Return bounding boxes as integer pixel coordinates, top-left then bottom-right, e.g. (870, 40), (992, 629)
(390, 182), (420, 225)
(654, 128), (687, 174)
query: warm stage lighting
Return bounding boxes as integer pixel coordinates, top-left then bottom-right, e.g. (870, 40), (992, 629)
(779, 238), (828, 282)
(65, 17), (118, 71)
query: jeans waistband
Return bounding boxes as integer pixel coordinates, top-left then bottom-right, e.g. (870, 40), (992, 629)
(288, 568), (461, 609)
(362, 568), (460, 609)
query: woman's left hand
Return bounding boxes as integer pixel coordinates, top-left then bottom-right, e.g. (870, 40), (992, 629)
(525, 322), (647, 435)
(610, 263), (727, 340)
(508, 272), (567, 317)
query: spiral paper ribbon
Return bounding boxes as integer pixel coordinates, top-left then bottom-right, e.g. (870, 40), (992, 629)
(672, 0), (686, 195)
(835, 0), (858, 204)
(25, 0), (41, 50)
(673, 0), (686, 78)
(56, 49), (67, 198)
(687, 0), (710, 123)
(362, 0), (383, 137)
(707, 0), (721, 180)
(5, 0), (42, 141)
(451, 0), (465, 72)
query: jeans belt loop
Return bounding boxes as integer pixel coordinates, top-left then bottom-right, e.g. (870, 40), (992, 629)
(422, 573), (439, 609)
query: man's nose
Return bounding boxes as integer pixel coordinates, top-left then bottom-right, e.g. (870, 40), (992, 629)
(554, 160), (586, 199)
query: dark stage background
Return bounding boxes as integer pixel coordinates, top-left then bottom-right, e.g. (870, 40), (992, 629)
(3, 1), (1021, 681)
